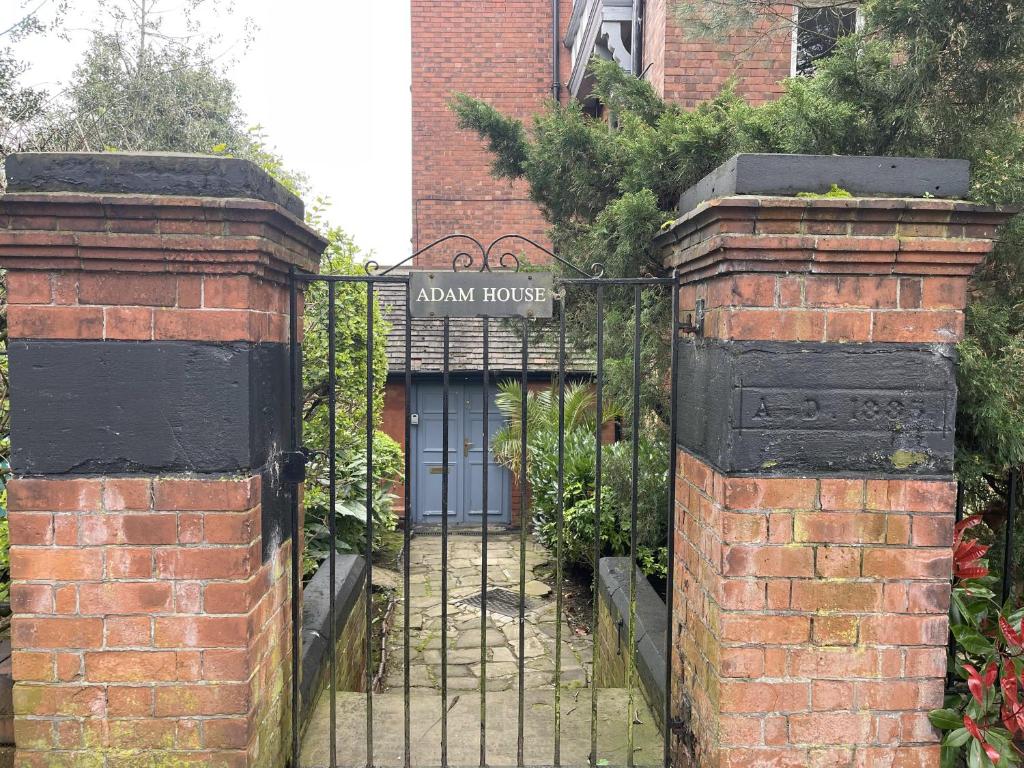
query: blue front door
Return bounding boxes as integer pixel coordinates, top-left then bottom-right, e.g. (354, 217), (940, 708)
(412, 381), (511, 526)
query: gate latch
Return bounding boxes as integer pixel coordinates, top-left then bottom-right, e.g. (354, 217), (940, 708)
(281, 450), (307, 484)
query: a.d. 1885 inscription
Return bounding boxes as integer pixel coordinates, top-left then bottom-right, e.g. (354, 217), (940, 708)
(409, 272), (554, 319)
(739, 389), (950, 432)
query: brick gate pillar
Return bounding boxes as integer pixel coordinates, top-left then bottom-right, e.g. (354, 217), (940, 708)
(0, 153), (325, 767)
(654, 156), (1013, 767)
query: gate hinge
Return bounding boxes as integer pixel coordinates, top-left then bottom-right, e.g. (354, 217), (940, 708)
(678, 298), (705, 337)
(281, 450), (307, 484)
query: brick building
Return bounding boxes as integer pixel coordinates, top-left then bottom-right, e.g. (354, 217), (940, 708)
(388, 0), (855, 527)
(411, 0), (846, 258)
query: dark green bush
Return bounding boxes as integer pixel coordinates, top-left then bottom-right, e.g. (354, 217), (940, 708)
(492, 379), (670, 577)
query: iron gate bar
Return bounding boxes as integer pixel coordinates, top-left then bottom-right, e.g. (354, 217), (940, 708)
(404, 288), (413, 768)
(554, 293), (566, 767)
(1004, 472), (1019, 604)
(589, 285), (605, 768)
(287, 257), (683, 768)
(442, 317), (451, 768)
(480, 315), (490, 768)
(289, 266), (302, 768)
(948, 482), (965, 692)
(517, 319), (529, 767)
(665, 272), (681, 767)
(556, 277), (677, 286)
(365, 233), (602, 279)
(366, 283), (376, 767)
(627, 287), (642, 767)
(328, 282), (339, 768)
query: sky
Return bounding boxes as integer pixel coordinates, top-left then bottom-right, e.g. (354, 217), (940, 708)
(6, 0), (413, 264)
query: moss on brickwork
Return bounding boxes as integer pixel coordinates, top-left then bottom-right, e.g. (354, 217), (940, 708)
(890, 449), (930, 469)
(335, 591), (368, 692)
(594, 591), (627, 689)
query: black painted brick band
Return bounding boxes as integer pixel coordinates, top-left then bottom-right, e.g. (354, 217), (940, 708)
(9, 340), (289, 475)
(675, 340), (958, 477)
(9, 339), (293, 561)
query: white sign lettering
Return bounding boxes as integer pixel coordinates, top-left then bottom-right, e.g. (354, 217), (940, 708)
(409, 272), (554, 318)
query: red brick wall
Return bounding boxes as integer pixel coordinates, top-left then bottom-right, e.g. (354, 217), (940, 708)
(381, 380), (408, 519)
(6, 271), (292, 345)
(644, 0), (791, 107)
(673, 455), (953, 766)
(411, 0), (572, 266)
(8, 477), (291, 766)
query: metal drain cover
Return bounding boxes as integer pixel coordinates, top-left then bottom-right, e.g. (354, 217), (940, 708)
(458, 587), (539, 617)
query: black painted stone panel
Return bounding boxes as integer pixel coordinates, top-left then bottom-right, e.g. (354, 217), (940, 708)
(675, 340), (958, 477)
(9, 340), (290, 476)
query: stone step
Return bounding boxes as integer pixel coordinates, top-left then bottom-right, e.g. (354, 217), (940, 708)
(300, 687), (662, 768)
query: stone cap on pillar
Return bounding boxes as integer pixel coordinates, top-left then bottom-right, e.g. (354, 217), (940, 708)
(0, 152), (326, 282)
(675, 153), (971, 213)
(655, 154), (1015, 284)
(6, 152), (306, 217)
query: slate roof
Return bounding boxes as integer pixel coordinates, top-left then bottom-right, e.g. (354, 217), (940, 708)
(375, 271), (594, 375)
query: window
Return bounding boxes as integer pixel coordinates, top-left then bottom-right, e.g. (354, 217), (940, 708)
(793, 5), (859, 76)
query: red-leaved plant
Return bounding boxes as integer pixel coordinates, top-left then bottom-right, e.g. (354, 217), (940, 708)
(930, 515), (1024, 767)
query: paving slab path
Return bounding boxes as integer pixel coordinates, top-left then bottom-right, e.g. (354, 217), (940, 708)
(301, 532), (662, 767)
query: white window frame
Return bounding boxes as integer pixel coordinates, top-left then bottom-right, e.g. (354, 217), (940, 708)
(790, 3), (864, 77)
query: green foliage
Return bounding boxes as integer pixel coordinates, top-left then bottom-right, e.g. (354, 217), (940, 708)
(452, 0), (1024, 554)
(52, 30), (244, 154)
(796, 184), (852, 199)
(930, 516), (1024, 767)
(302, 432), (402, 578)
(451, 92), (530, 180)
(602, 430), (670, 578)
(491, 380), (669, 577)
(0, 48), (48, 159)
(299, 230), (399, 577)
(492, 379), (602, 471)
(0, 1), (66, 161)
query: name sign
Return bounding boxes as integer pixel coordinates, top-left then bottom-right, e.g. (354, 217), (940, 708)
(409, 272), (554, 318)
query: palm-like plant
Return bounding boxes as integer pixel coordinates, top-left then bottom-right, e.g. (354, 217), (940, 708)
(491, 380), (612, 470)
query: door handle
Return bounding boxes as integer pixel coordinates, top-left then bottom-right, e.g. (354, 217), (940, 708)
(463, 438), (473, 457)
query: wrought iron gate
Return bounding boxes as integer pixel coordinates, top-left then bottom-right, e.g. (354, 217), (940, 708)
(286, 235), (682, 768)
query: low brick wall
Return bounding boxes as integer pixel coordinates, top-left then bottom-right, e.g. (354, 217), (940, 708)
(299, 555), (367, 736)
(595, 558), (667, 730)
